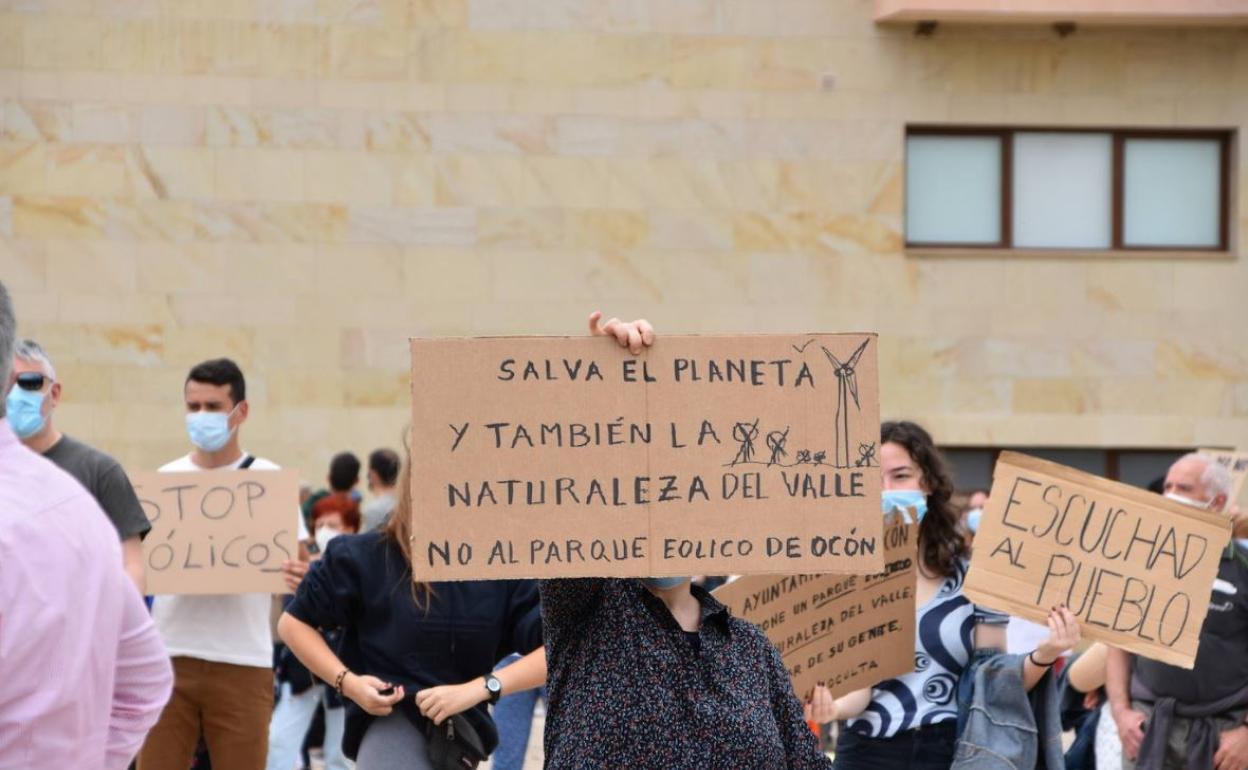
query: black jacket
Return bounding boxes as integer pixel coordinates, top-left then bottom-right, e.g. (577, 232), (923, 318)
(286, 531), (542, 758)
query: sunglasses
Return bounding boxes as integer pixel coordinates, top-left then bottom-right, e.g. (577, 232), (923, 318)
(14, 372), (52, 391)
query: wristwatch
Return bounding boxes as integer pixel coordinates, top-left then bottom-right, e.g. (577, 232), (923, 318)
(484, 674), (503, 705)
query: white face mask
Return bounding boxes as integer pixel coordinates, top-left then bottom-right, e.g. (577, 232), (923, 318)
(314, 526), (341, 554)
(1164, 492), (1212, 510)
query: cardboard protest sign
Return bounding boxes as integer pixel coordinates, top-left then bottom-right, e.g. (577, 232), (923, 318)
(1198, 447), (1248, 509)
(714, 512), (916, 701)
(132, 469), (300, 594)
(409, 334), (881, 580)
(965, 452), (1232, 669)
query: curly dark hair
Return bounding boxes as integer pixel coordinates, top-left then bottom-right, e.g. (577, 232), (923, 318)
(186, 358), (245, 406)
(882, 420), (965, 579)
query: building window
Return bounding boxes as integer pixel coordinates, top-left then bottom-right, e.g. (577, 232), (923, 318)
(905, 127), (1232, 252)
(905, 134), (1003, 245)
(1122, 137), (1224, 248)
(943, 447), (1188, 495)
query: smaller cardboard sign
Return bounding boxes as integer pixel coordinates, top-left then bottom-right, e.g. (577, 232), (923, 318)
(714, 512), (916, 701)
(1198, 447), (1248, 509)
(966, 452), (1232, 669)
(132, 470), (301, 595)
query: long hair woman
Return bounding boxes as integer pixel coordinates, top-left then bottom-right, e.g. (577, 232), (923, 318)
(807, 420), (1080, 769)
(278, 456), (546, 769)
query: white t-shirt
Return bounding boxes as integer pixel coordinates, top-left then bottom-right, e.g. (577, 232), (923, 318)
(151, 452), (307, 668)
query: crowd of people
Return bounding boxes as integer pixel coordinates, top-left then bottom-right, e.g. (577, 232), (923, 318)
(1, 280), (1246, 770)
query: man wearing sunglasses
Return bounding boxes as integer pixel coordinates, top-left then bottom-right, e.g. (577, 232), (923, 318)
(7, 339), (151, 591)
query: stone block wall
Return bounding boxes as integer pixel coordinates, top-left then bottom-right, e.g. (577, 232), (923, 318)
(1, 1), (1245, 479)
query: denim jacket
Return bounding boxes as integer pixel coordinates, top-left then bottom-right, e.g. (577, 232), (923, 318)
(953, 650), (1065, 770)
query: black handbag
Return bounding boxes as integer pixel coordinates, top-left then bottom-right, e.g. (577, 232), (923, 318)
(424, 712), (490, 770)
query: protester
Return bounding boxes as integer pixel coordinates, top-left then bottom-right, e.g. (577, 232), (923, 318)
(277, 457), (546, 768)
(806, 420), (1080, 769)
(360, 448), (400, 532)
(536, 312), (832, 769)
(963, 488), (988, 538)
(303, 451), (362, 528)
(6, 338), (151, 590)
(138, 358), (308, 770)
(267, 494), (361, 770)
(0, 281), (173, 768)
(1107, 452), (1248, 770)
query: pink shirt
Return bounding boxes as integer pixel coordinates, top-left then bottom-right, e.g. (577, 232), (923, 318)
(0, 421), (173, 769)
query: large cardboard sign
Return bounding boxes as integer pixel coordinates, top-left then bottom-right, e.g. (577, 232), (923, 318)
(409, 334), (881, 580)
(1198, 447), (1248, 509)
(132, 470), (300, 594)
(966, 452), (1231, 669)
(714, 512), (916, 701)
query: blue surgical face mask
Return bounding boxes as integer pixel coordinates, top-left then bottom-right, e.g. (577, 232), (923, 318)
(642, 577), (690, 591)
(882, 489), (928, 522)
(965, 508), (982, 534)
(186, 406), (238, 453)
(5, 387), (46, 439)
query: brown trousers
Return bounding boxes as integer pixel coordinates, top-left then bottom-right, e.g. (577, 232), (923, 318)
(137, 656), (273, 770)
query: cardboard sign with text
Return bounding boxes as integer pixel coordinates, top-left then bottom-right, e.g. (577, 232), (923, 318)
(966, 452), (1231, 668)
(1198, 447), (1248, 510)
(714, 511), (916, 701)
(132, 470), (301, 595)
(409, 334), (881, 580)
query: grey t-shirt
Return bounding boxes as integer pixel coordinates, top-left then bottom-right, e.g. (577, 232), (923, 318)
(360, 492), (397, 532)
(43, 435), (151, 541)
(1134, 544), (1248, 705)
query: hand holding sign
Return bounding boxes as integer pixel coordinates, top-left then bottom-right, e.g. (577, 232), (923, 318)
(1033, 605), (1082, 666)
(589, 311), (655, 354)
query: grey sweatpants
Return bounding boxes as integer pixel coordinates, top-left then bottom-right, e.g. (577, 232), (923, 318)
(357, 712), (437, 770)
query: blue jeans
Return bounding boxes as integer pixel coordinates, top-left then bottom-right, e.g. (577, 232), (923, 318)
(491, 655), (545, 770)
(265, 682), (348, 770)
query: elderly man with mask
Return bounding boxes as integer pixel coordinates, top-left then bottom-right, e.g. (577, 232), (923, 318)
(6, 339), (151, 590)
(1107, 452), (1248, 770)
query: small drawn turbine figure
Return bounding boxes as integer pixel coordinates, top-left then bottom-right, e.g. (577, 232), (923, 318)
(819, 339), (870, 468)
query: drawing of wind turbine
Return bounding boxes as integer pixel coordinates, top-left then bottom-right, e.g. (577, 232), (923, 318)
(820, 338), (870, 468)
